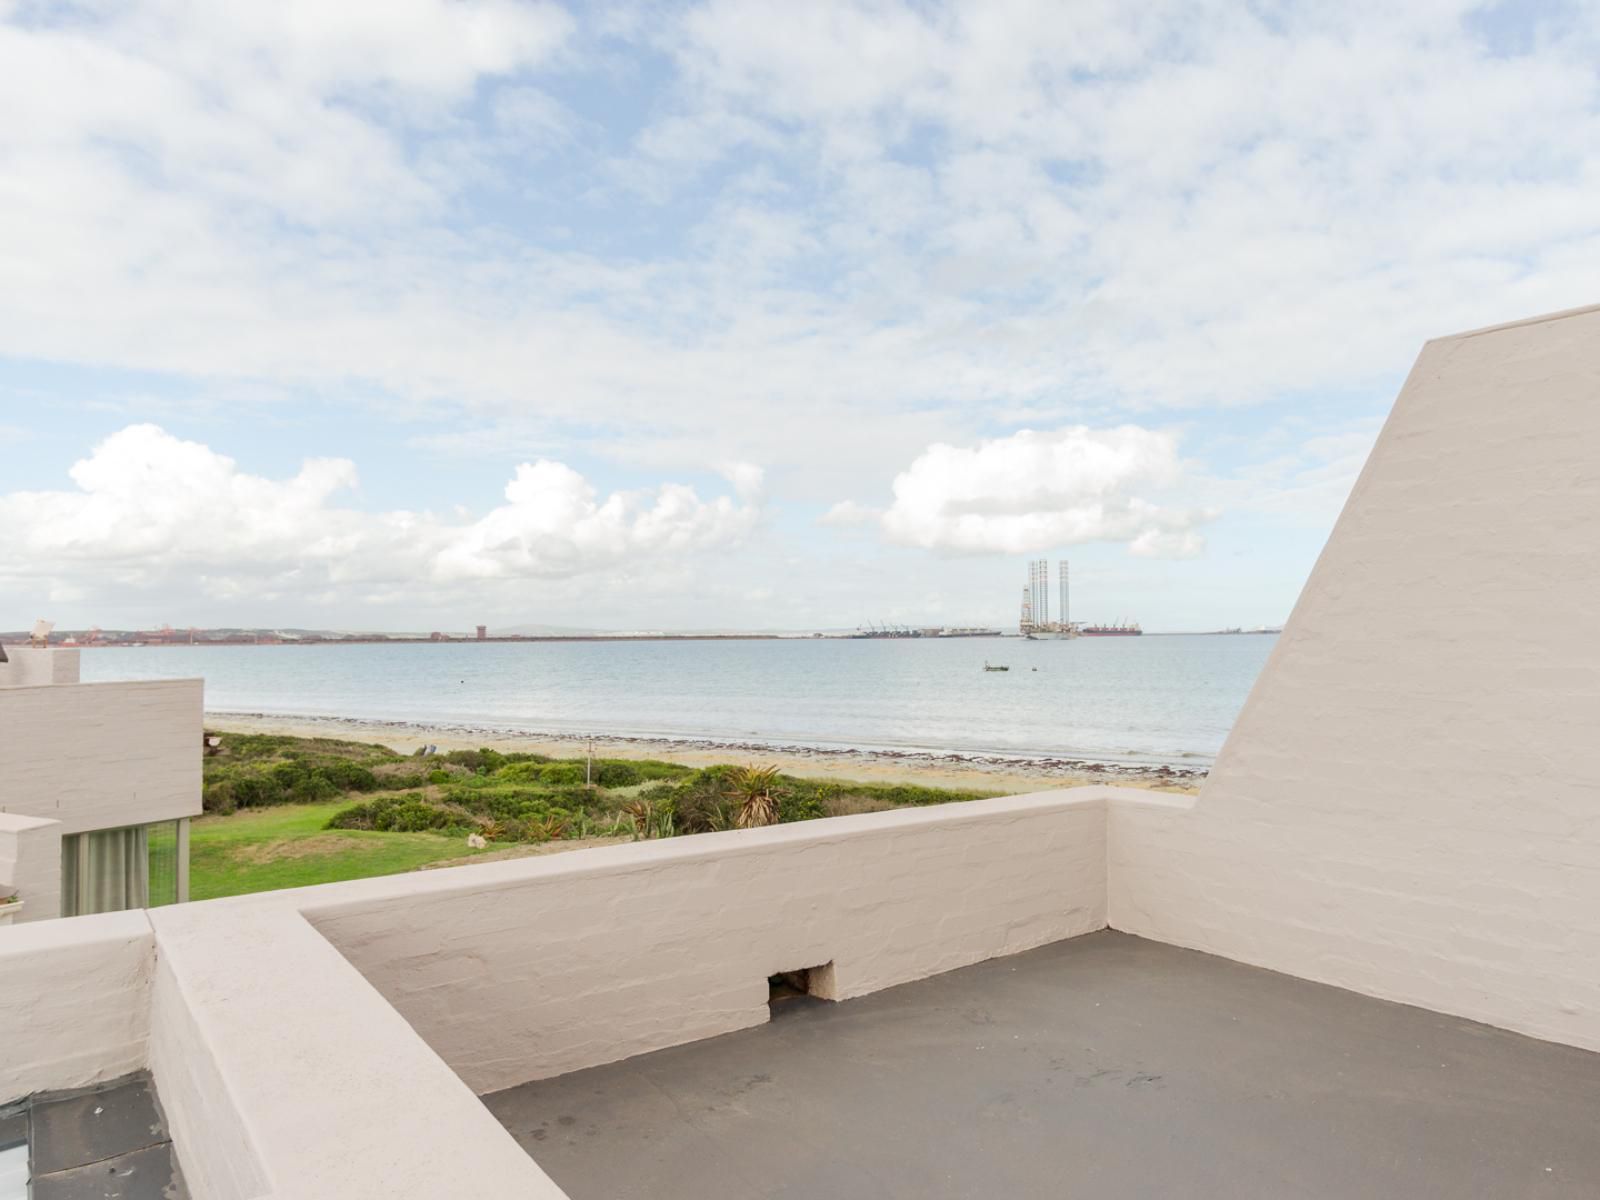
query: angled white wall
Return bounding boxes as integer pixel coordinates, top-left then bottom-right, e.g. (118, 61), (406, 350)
(1111, 302), (1600, 1051)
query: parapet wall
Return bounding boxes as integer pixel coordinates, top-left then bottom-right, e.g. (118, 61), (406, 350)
(307, 790), (1109, 1091)
(132, 789), (1111, 1198)
(1, 785), (1117, 1199)
(0, 910), (152, 1099)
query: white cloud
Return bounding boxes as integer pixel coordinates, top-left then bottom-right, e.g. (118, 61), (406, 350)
(1128, 529), (1205, 560)
(0, 425), (760, 602)
(716, 461), (765, 502)
(818, 499), (879, 526)
(869, 426), (1212, 557)
(3, 0), (1598, 482)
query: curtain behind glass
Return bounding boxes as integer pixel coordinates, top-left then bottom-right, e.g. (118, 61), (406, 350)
(61, 826), (151, 916)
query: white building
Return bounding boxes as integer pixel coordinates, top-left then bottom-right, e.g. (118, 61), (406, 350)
(0, 647), (201, 924)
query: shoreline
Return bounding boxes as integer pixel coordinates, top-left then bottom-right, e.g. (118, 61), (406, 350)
(206, 711), (1206, 794)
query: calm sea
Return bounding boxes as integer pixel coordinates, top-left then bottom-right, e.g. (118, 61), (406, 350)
(81, 635), (1276, 768)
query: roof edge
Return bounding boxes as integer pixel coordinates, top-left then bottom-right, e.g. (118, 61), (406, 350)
(1430, 299), (1600, 344)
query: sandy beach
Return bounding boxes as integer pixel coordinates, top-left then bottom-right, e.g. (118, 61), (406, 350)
(206, 711), (1204, 795)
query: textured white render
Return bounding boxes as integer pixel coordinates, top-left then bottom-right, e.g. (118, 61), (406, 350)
(0, 647), (79, 687)
(130, 792), (1104, 1198)
(0, 678), (203, 835)
(0, 792), (1113, 1199)
(0, 910), (152, 1098)
(1110, 302), (1600, 1051)
(148, 901), (557, 1200)
(309, 789), (1108, 1091)
(0, 813), (62, 923)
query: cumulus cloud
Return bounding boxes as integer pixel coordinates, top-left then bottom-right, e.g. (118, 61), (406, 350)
(869, 427), (1212, 557)
(0, 425), (760, 602)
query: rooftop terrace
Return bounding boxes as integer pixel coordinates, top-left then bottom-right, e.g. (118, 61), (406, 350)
(4, 302), (1600, 1197)
(489, 932), (1600, 1200)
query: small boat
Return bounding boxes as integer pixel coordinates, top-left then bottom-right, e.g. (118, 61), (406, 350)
(983, 662), (1010, 672)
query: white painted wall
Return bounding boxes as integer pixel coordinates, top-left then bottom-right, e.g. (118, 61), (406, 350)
(0, 648), (79, 688)
(4, 782), (1113, 1195)
(1109, 302), (1600, 1052)
(0, 679), (203, 835)
(149, 950), (272, 1200)
(307, 790), (1108, 1091)
(0, 910), (152, 1099)
(0, 813), (62, 923)
(148, 901), (565, 1200)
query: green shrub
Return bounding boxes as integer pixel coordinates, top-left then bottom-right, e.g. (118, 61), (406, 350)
(541, 762), (585, 786)
(230, 771), (287, 808)
(325, 793), (460, 833)
(498, 761), (583, 786)
(442, 747), (531, 773)
(593, 760), (641, 788)
(201, 779), (238, 815)
(268, 761), (339, 803)
(777, 790), (826, 824)
(495, 761), (549, 784)
(669, 772), (735, 834)
(373, 771), (428, 791)
(321, 761), (379, 792)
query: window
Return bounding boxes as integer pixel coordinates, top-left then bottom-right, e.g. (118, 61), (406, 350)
(60, 819), (184, 917)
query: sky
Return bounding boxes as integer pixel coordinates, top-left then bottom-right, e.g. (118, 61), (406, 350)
(2, 0), (1598, 634)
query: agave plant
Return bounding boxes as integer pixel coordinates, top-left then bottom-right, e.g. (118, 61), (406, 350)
(620, 798), (676, 840)
(533, 815), (570, 842)
(727, 764), (781, 829)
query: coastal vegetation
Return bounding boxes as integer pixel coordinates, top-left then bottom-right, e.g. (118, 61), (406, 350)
(193, 732), (1004, 899)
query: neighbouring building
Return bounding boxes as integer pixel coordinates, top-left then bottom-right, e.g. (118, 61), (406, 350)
(0, 647), (201, 923)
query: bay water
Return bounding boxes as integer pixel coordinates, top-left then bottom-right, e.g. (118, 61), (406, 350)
(82, 634), (1275, 768)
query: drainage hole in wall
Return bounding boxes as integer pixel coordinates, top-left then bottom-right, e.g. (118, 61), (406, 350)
(768, 965), (830, 1016)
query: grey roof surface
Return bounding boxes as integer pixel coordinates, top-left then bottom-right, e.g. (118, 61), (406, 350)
(1, 1072), (187, 1200)
(487, 931), (1600, 1199)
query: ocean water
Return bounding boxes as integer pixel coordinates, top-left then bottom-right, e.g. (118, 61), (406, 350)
(81, 635), (1276, 768)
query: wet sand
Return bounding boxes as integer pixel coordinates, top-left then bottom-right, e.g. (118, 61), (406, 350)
(206, 711), (1204, 795)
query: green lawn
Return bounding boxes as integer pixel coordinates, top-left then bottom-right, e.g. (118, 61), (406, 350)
(189, 803), (494, 901)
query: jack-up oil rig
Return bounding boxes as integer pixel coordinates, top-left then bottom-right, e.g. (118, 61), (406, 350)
(1019, 559), (1142, 638)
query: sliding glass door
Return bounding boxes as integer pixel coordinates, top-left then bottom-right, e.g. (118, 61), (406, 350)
(60, 820), (184, 916)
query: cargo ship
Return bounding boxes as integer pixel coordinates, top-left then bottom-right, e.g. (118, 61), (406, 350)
(1079, 623), (1143, 637)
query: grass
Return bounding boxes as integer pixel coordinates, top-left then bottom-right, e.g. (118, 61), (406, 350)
(189, 802), (495, 900)
(190, 731), (1009, 901)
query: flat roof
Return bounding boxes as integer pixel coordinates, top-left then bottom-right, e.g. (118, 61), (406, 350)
(1, 1071), (187, 1200)
(487, 931), (1600, 1198)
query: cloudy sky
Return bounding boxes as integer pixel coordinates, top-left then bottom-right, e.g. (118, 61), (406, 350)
(2, 0), (1597, 633)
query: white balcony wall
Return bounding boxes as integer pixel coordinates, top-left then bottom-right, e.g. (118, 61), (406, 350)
(307, 790), (1109, 1092)
(0, 911), (153, 1099)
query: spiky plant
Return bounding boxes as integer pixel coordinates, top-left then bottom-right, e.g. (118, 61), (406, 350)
(728, 764), (781, 829)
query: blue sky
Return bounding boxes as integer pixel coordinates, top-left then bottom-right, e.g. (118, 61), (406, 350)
(2, 0), (1598, 632)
